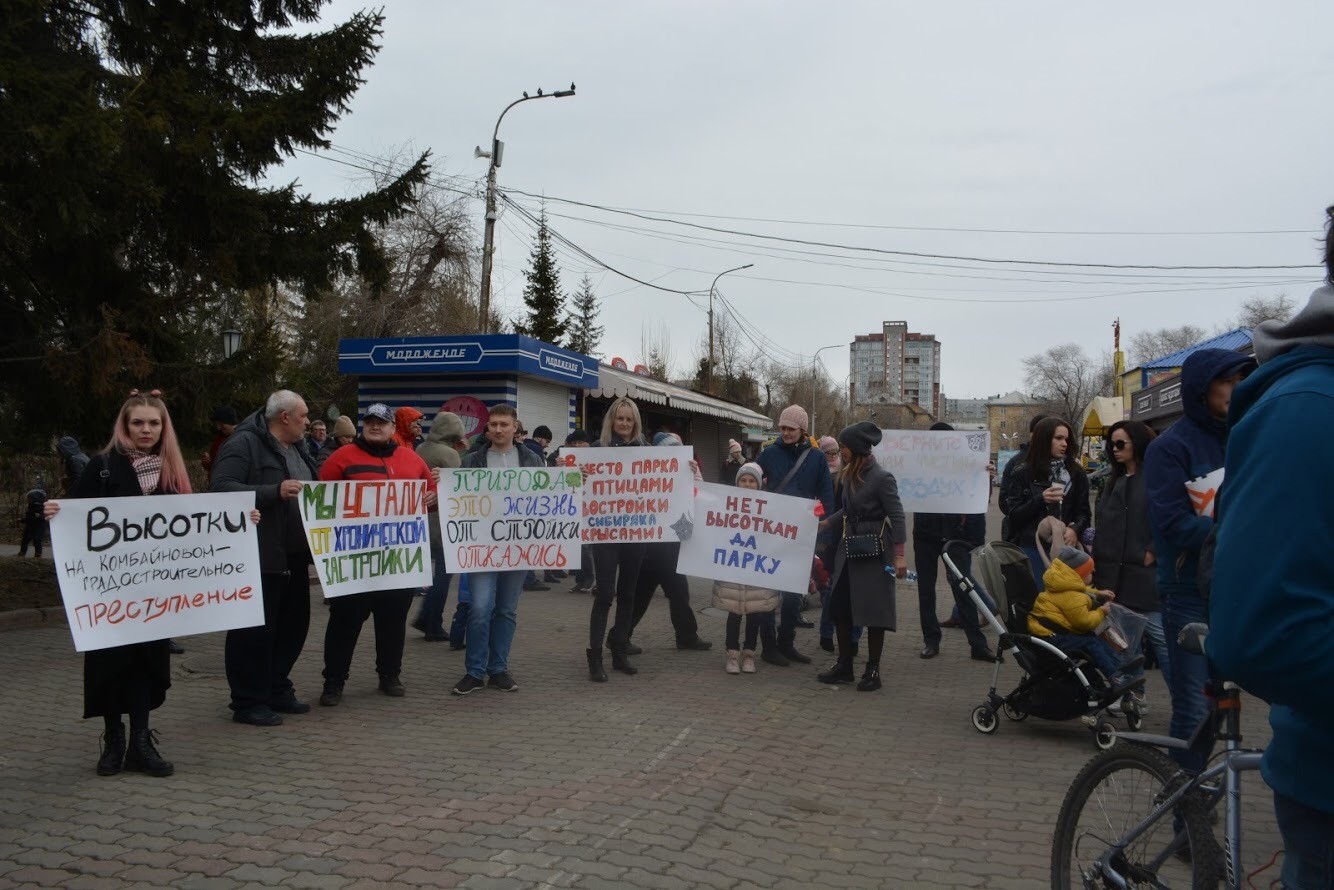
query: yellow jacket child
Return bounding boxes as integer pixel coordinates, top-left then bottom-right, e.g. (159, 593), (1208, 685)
(1027, 547), (1108, 637)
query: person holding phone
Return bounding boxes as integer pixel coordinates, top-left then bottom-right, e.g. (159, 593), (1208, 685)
(1001, 417), (1091, 588)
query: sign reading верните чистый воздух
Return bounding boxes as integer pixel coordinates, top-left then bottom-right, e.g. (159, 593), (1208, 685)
(48, 492), (264, 652)
(298, 480), (432, 598)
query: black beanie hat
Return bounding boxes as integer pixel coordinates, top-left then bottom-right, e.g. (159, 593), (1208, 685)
(838, 421), (882, 456)
(212, 405), (238, 424)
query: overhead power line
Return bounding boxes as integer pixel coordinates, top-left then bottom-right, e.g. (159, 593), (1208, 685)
(502, 187), (1322, 272)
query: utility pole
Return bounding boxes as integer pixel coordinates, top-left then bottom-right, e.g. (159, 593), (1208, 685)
(706, 264), (753, 393)
(477, 85), (575, 333)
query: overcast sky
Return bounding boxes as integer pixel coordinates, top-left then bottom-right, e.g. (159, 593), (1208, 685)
(277, 2), (1334, 399)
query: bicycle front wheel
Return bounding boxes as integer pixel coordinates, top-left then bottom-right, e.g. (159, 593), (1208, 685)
(1051, 743), (1222, 889)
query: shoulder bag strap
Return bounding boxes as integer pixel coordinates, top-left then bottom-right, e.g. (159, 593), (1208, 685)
(775, 447), (813, 495)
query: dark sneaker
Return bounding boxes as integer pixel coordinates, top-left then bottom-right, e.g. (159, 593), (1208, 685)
(270, 694), (311, 714)
(232, 706), (283, 726)
(378, 675), (406, 697)
(487, 672), (519, 692)
(451, 674), (485, 696)
(676, 638), (712, 651)
(318, 684), (343, 707)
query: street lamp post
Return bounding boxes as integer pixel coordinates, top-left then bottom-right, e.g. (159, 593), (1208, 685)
(808, 343), (845, 436)
(477, 84), (576, 334)
(706, 263), (753, 394)
(221, 328), (242, 360)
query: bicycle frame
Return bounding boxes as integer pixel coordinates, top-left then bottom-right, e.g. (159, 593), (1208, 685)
(1086, 682), (1265, 890)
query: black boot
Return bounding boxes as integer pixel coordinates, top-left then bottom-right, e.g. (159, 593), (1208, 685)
(378, 674), (405, 697)
(610, 648), (638, 675)
(123, 729), (174, 777)
(777, 640), (812, 664)
(586, 648), (608, 683)
(760, 647), (790, 667)
(97, 721), (126, 776)
(857, 662), (882, 692)
(319, 682), (343, 707)
(817, 658), (855, 684)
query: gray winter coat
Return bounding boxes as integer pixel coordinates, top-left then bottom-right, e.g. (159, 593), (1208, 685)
(417, 411), (466, 471)
(1091, 471), (1159, 613)
(828, 458), (908, 630)
(210, 409), (316, 573)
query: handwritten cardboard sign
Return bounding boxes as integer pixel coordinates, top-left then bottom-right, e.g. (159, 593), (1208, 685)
(1185, 467), (1224, 518)
(48, 492), (264, 652)
(556, 446), (695, 543)
(872, 429), (991, 514)
(299, 480), (432, 598)
(676, 482), (819, 595)
(438, 468), (584, 572)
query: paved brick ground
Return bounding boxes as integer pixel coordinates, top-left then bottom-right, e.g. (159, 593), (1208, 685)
(0, 508), (1283, 888)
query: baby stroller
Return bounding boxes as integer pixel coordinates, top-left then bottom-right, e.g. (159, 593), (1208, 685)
(941, 540), (1146, 750)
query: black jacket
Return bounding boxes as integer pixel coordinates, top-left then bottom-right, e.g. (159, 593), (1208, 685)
(1092, 471), (1158, 612)
(462, 439), (546, 469)
(210, 409), (316, 573)
(1000, 458), (1091, 547)
(913, 511), (986, 548)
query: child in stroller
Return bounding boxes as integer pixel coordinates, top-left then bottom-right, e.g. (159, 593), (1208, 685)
(1026, 546), (1132, 690)
(945, 523), (1146, 749)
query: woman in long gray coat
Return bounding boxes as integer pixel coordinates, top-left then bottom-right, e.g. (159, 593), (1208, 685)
(817, 422), (907, 691)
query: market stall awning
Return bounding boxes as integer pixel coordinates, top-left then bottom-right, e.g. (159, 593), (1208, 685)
(1080, 396), (1125, 435)
(586, 364), (773, 428)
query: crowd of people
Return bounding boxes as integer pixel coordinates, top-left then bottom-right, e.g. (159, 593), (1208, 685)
(23, 208), (1334, 888)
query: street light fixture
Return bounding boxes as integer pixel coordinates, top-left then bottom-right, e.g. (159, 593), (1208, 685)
(477, 84), (577, 334)
(221, 328), (242, 360)
(808, 343), (845, 436)
(706, 263), (753, 394)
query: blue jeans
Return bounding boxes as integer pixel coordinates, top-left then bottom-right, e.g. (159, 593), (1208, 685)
(1048, 632), (1125, 685)
(949, 583), (998, 622)
(776, 591), (803, 645)
(1163, 590), (1210, 772)
(1122, 609), (1172, 690)
(1021, 545), (1047, 591)
(464, 571), (524, 679)
(449, 576), (472, 647)
(1274, 792), (1334, 889)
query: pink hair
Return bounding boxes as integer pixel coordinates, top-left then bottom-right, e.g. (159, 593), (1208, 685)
(105, 392), (193, 494)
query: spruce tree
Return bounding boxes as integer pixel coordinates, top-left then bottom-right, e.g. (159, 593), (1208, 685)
(515, 209), (567, 343)
(565, 275), (604, 357)
(0, 1), (428, 444)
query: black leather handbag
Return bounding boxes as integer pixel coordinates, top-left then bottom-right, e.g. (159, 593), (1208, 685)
(843, 517), (888, 559)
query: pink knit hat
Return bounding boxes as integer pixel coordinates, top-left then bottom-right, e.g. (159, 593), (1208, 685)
(727, 438), (743, 455)
(818, 435), (838, 452)
(778, 405), (808, 431)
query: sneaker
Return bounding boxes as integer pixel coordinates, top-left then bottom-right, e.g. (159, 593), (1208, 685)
(819, 637), (835, 653)
(232, 706), (283, 726)
(270, 694), (311, 714)
(571, 582), (593, 593)
(487, 672), (519, 692)
(522, 581), (550, 591)
(676, 638), (712, 651)
(451, 674), (485, 696)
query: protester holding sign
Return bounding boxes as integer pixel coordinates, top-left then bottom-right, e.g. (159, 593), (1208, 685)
(211, 389), (317, 728)
(817, 422), (907, 693)
(451, 403), (547, 696)
(710, 463), (780, 674)
(317, 403), (438, 706)
(1144, 347), (1254, 772)
(756, 405), (833, 667)
(45, 390), (230, 778)
(585, 397), (650, 682)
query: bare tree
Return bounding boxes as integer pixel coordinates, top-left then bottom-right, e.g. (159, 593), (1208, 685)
(639, 322), (676, 380)
(1128, 324), (1206, 366)
(1235, 293), (1297, 328)
(1023, 342), (1112, 428)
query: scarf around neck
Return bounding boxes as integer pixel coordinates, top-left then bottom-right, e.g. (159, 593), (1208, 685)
(128, 450), (163, 495)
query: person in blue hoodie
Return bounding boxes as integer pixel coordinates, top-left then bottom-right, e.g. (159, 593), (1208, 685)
(1209, 211), (1334, 890)
(756, 405), (834, 666)
(1144, 346), (1255, 771)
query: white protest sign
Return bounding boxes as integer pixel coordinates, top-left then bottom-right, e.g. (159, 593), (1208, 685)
(555, 446), (695, 543)
(1185, 467), (1224, 518)
(871, 429), (991, 513)
(677, 482), (819, 595)
(438, 467), (584, 573)
(298, 480), (432, 598)
(48, 492), (264, 652)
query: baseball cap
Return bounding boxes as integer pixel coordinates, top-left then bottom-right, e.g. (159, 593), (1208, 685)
(362, 403), (393, 423)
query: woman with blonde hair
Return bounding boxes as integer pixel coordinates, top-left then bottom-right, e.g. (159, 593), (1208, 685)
(586, 397), (649, 681)
(44, 390), (256, 777)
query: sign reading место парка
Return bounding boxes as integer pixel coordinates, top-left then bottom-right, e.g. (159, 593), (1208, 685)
(437, 467), (584, 572)
(556, 446), (696, 543)
(47, 491), (264, 652)
(298, 479), (432, 598)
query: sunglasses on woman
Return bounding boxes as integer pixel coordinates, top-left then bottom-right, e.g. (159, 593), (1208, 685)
(1110, 439), (1130, 451)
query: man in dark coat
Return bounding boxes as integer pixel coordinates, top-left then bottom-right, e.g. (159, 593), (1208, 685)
(211, 390), (317, 727)
(55, 436), (90, 495)
(1144, 347), (1255, 771)
(914, 425), (994, 663)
